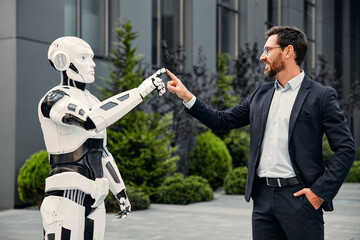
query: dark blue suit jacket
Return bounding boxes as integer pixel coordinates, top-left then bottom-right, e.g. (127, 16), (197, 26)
(186, 75), (356, 211)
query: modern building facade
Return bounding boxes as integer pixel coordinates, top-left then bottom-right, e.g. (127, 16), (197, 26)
(1, 0), (359, 209)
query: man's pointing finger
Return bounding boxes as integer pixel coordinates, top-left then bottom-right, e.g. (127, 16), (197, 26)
(165, 69), (179, 84)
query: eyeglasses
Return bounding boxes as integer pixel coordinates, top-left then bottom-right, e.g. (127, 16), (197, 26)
(263, 46), (282, 56)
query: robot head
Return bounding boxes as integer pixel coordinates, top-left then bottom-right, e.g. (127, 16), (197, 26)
(48, 36), (96, 83)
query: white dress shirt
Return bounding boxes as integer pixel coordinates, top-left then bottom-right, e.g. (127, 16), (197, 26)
(183, 96), (197, 109)
(257, 71), (304, 178)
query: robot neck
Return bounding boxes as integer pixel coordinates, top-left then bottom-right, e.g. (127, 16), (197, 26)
(61, 71), (86, 91)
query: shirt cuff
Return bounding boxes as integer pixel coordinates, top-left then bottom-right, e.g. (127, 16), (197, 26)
(183, 95), (196, 109)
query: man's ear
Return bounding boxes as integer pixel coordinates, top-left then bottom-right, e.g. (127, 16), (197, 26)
(284, 45), (295, 60)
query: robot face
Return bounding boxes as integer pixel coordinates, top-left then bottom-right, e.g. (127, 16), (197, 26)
(67, 44), (96, 83)
(48, 37), (96, 84)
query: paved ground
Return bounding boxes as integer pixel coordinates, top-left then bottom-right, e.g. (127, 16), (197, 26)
(1, 183), (359, 240)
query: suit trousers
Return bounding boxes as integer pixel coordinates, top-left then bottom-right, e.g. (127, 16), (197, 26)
(252, 177), (324, 240)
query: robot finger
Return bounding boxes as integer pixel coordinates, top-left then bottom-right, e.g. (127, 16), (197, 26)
(114, 208), (130, 220)
(152, 68), (166, 78)
(158, 84), (166, 96)
(157, 81), (165, 90)
(158, 89), (165, 96)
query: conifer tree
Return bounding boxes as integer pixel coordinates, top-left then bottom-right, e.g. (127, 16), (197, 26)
(212, 53), (238, 110)
(98, 20), (178, 198)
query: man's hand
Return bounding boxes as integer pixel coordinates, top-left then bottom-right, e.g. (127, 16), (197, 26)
(115, 190), (131, 219)
(166, 69), (193, 102)
(294, 188), (323, 210)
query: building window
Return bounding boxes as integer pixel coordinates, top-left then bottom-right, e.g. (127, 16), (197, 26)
(264, 0), (282, 30)
(217, 0), (239, 59)
(305, 0), (316, 72)
(152, 0), (184, 67)
(334, 0), (342, 78)
(64, 0), (109, 57)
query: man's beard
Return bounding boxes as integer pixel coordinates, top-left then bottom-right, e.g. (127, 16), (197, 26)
(264, 54), (285, 77)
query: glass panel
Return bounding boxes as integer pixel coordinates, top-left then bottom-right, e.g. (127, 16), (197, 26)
(81, 0), (105, 55)
(64, 0), (77, 36)
(221, 7), (236, 57)
(161, 0), (180, 50)
(151, 0), (181, 65)
(221, 0), (236, 9)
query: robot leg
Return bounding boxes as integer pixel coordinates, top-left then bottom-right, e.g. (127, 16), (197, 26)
(86, 202), (106, 240)
(41, 195), (85, 240)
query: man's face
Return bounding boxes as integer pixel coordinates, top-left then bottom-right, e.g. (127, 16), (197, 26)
(260, 35), (285, 77)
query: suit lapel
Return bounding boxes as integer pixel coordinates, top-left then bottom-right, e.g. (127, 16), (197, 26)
(288, 75), (311, 140)
(260, 84), (275, 141)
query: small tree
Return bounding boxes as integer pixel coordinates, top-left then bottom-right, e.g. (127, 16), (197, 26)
(311, 55), (360, 118)
(18, 150), (50, 207)
(233, 43), (271, 103)
(212, 53), (238, 110)
(98, 20), (179, 198)
(107, 112), (178, 197)
(151, 43), (217, 145)
(99, 20), (145, 100)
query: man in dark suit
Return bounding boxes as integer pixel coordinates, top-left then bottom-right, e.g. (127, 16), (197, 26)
(166, 26), (356, 240)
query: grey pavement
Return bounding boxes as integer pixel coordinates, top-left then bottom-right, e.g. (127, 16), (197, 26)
(0, 183), (359, 240)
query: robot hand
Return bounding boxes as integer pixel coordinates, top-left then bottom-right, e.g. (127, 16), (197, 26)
(138, 68), (166, 98)
(150, 68), (166, 96)
(114, 189), (131, 220)
(152, 77), (166, 96)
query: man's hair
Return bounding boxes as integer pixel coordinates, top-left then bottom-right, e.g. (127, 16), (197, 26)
(265, 26), (308, 66)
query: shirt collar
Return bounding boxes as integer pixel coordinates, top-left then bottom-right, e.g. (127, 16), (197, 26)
(274, 70), (304, 91)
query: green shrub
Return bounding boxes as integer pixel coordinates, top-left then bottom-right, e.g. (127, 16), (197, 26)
(322, 136), (333, 168)
(105, 185), (150, 212)
(355, 147), (360, 161)
(345, 161), (360, 182)
(224, 167), (248, 195)
(224, 129), (250, 167)
(155, 173), (213, 205)
(189, 131), (232, 189)
(18, 150), (50, 207)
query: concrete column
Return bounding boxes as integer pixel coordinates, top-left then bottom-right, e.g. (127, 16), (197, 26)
(0, 0), (17, 210)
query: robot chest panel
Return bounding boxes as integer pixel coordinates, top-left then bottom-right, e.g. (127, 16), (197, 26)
(62, 87), (99, 108)
(46, 87), (105, 154)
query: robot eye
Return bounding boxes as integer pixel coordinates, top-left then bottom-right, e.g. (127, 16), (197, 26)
(82, 56), (86, 60)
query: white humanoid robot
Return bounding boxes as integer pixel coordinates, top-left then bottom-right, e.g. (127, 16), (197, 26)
(38, 36), (166, 240)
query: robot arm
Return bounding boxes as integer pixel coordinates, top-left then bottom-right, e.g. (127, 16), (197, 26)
(102, 147), (131, 219)
(87, 68), (166, 133)
(42, 69), (166, 132)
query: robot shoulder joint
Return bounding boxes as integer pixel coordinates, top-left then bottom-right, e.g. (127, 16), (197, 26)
(41, 90), (69, 118)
